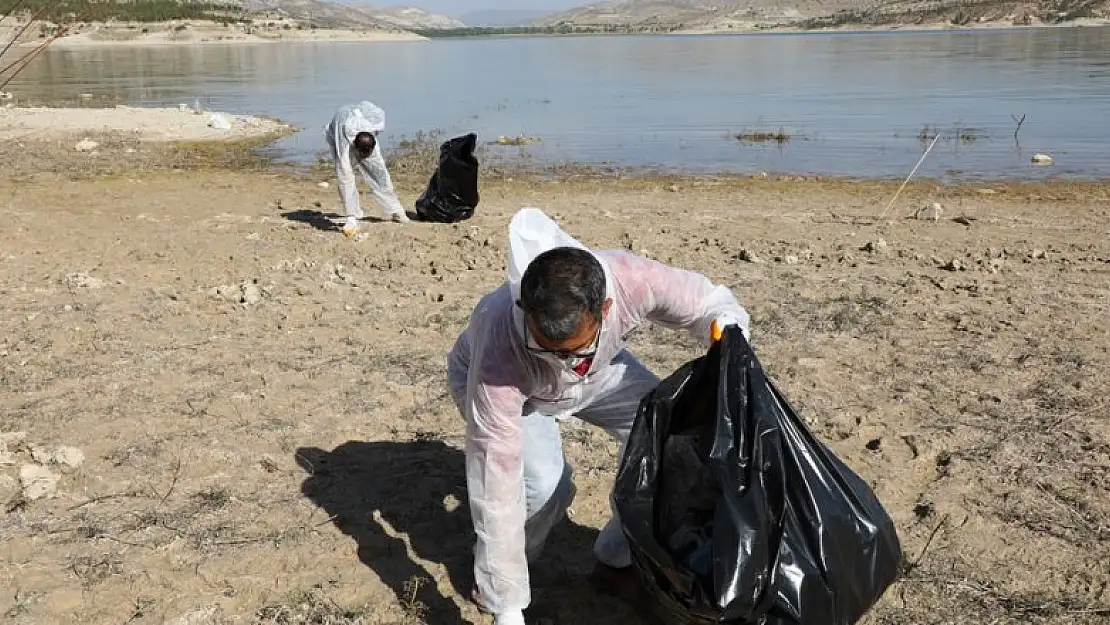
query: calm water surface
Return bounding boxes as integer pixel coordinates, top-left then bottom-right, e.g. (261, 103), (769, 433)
(11, 27), (1110, 180)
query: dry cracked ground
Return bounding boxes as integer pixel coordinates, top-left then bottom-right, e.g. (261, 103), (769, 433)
(1, 135), (1108, 624)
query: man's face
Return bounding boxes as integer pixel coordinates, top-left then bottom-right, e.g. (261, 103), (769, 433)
(524, 299), (611, 360)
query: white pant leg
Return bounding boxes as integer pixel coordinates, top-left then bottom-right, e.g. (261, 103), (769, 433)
(448, 382), (575, 564)
(576, 350), (660, 568)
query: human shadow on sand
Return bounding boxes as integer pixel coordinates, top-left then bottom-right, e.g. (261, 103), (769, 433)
(296, 439), (647, 624)
(281, 208), (420, 232)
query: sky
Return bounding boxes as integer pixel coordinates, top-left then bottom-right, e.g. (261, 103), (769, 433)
(341, 1), (592, 17)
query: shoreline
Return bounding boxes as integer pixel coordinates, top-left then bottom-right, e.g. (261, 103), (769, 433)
(0, 105), (1103, 186)
(1, 21), (426, 50)
(0, 18), (1105, 49)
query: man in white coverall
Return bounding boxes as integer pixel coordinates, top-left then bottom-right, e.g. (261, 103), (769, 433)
(324, 101), (409, 237)
(446, 208), (751, 625)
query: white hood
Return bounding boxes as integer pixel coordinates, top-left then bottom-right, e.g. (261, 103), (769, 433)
(506, 208), (613, 340)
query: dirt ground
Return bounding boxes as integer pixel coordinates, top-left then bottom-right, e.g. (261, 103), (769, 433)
(0, 136), (1108, 625)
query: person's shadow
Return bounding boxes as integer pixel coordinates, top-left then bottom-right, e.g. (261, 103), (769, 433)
(296, 440), (647, 624)
(281, 208), (422, 232)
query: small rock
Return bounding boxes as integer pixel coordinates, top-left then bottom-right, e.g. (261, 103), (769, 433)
(166, 606), (221, 625)
(29, 444), (52, 464)
(942, 258), (964, 271)
(74, 138), (99, 152)
(954, 216), (975, 226)
(1030, 249), (1047, 260)
(666, 184), (679, 192)
(915, 203), (943, 221)
(861, 238), (888, 253)
(20, 464), (59, 501)
(52, 446), (85, 470)
(317, 181), (330, 188)
(1031, 153), (1054, 165)
(64, 272), (105, 289)
(865, 438), (882, 451)
(988, 258), (1004, 273)
(240, 282), (262, 306)
(737, 249), (762, 263)
(258, 454), (279, 473)
(783, 255), (800, 265)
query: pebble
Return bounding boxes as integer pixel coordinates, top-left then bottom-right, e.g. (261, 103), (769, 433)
(241, 282), (262, 306)
(317, 181), (330, 188)
(52, 446), (85, 470)
(64, 272), (105, 289)
(1031, 153), (1054, 165)
(915, 203), (943, 221)
(737, 249), (762, 263)
(862, 238), (888, 253)
(20, 464), (59, 501)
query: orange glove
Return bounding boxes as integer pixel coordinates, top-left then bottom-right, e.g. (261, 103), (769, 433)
(710, 319), (726, 343)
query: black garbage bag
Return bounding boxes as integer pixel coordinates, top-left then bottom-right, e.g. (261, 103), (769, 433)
(614, 326), (902, 625)
(414, 133), (479, 223)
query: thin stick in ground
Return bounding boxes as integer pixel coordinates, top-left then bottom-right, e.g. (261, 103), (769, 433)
(878, 132), (940, 220)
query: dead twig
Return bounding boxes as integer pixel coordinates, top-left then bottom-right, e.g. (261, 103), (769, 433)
(1011, 113), (1027, 144)
(68, 490), (145, 511)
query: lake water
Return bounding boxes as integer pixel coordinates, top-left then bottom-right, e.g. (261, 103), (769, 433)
(11, 27), (1110, 181)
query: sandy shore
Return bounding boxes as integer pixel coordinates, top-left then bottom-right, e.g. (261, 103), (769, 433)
(1, 21), (425, 49)
(0, 105), (294, 143)
(0, 114), (1108, 624)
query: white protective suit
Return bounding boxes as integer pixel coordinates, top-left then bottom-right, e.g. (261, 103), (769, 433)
(446, 208), (751, 621)
(323, 101), (407, 226)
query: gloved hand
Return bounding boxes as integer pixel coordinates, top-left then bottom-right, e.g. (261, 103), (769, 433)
(493, 610), (526, 625)
(710, 312), (750, 343)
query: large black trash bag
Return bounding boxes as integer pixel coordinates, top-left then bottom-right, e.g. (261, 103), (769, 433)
(414, 133), (480, 223)
(614, 326), (902, 625)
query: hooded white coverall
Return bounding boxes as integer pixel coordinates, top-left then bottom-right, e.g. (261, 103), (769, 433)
(446, 209), (751, 625)
(323, 101), (407, 229)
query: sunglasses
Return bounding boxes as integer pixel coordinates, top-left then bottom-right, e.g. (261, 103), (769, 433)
(517, 305), (602, 360)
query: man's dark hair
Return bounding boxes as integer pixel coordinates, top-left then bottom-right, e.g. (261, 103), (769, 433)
(519, 247), (605, 342)
(354, 131), (376, 157)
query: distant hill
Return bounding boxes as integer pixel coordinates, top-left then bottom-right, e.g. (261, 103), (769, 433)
(460, 9), (553, 26)
(532, 0), (1110, 30)
(236, 1), (463, 29)
(332, 2), (465, 28)
(230, 0), (394, 28)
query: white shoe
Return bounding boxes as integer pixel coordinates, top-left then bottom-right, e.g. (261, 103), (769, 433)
(342, 217), (360, 237)
(391, 212), (410, 224)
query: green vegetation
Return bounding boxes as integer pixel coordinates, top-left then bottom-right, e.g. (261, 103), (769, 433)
(4, 1), (246, 24)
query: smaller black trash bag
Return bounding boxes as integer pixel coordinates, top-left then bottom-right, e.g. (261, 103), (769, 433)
(414, 133), (480, 223)
(614, 326), (902, 625)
